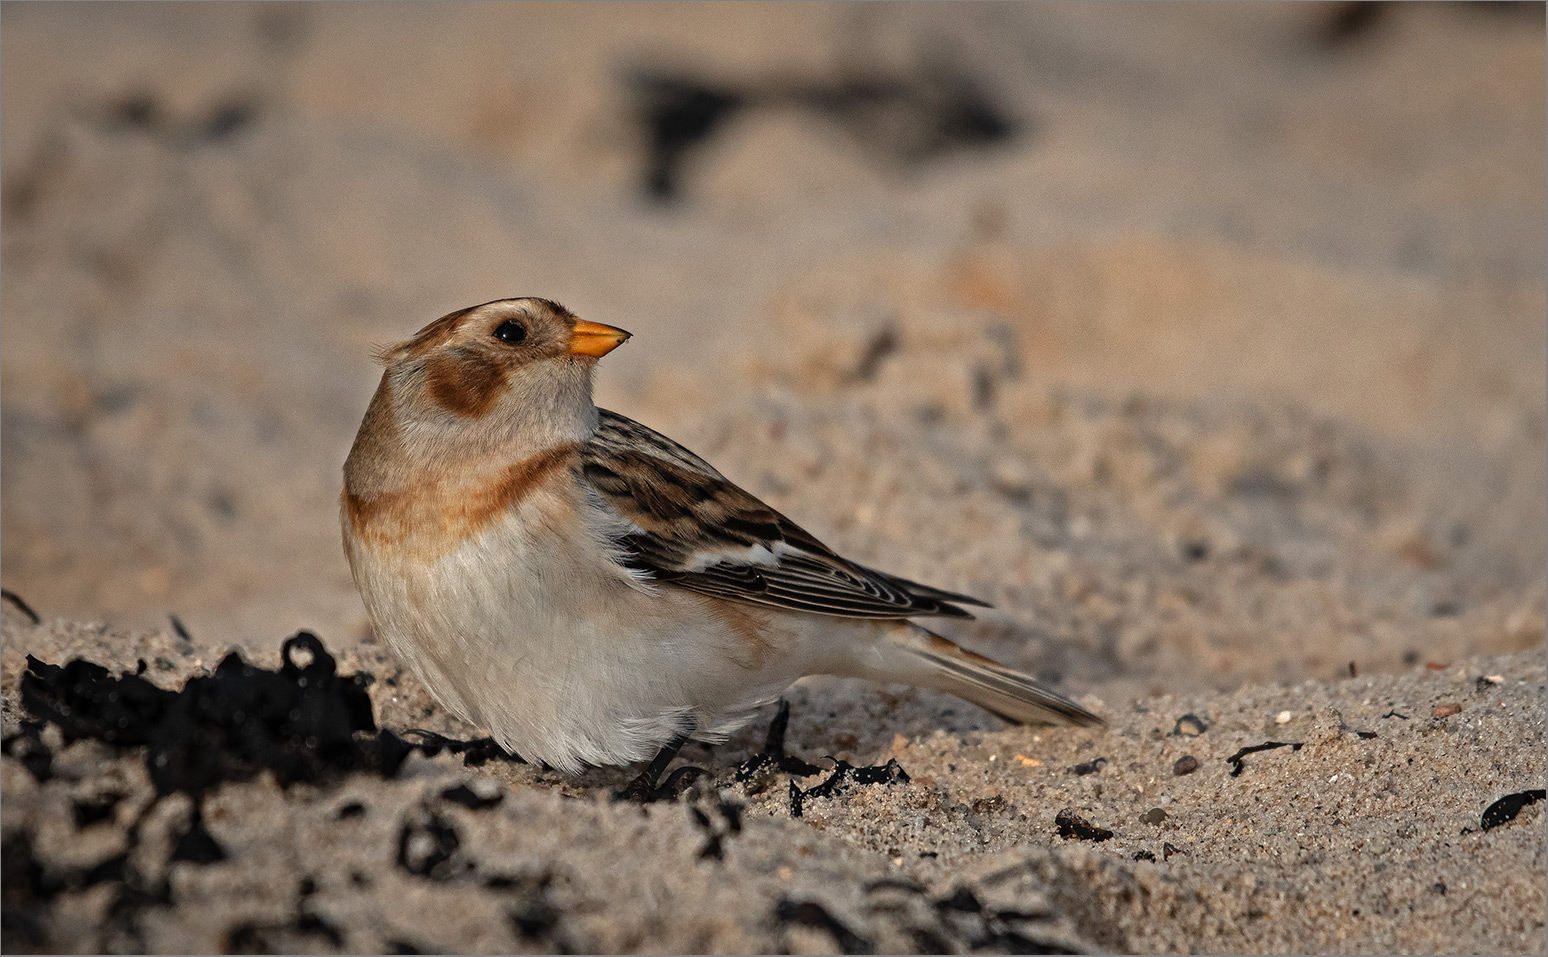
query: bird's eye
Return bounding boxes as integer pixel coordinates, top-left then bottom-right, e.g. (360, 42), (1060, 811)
(493, 320), (527, 344)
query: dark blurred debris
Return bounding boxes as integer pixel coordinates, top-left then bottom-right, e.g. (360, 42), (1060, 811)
(1226, 741), (1303, 777)
(95, 90), (260, 148)
(632, 72), (745, 201)
(1317, 0), (1546, 50)
(1140, 808), (1168, 825)
(690, 801), (744, 860)
(1, 720), (55, 782)
(628, 54), (1021, 203)
(849, 323), (900, 384)
(1172, 755), (1200, 776)
(1480, 789), (1547, 831)
(199, 100), (258, 143)
(1133, 849), (1155, 862)
(3, 808), (174, 952)
(509, 893), (562, 942)
(1348, 661), (1358, 678)
(168, 614), (194, 644)
(1054, 808), (1113, 842)
(439, 782), (504, 811)
(170, 804), (227, 865)
(396, 807), (462, 881)
(1162, 842), (1182, 861)
(1070, 756), (1108, 776)
(1315, 2), (1390, 48)
(1382, 710), (1410, 720)
(775, 899), (874, 955)
(20, 632), (398, 795)
(72, 791), (125, 829)
(1, 588), (41, 624)
(226, 910), (345, 952)
(1173, 714), (1208, 736)
(402, 728), (522, 767)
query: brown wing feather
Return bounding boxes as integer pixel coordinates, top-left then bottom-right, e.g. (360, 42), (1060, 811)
(582, 410), (988, 619)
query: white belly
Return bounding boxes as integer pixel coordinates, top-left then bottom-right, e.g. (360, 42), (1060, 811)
(345, 493), (807, 772)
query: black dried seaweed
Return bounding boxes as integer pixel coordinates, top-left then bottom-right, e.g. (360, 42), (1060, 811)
(1480, 789), (1547, 831)
(20, 632), (394, 795)
(1225, 741), (1303, 777)
(1, 588), (42, 624)
(1069, 756), (1108, 776)
(1054, 808), (1113, 842)
(628, 55), (1020, 204)
(789, 759), (909, 818)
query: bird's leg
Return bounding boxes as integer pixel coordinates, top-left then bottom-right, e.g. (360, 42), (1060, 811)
(620, 720), (697, 802)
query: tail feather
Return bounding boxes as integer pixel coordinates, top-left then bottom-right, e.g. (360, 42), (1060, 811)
(879, 625), (1103, 727)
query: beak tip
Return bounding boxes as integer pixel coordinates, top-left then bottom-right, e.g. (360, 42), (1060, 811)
(569, 319), (633, 359)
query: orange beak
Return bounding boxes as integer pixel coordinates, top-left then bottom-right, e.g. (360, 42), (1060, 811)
(569, 318), (631, 358)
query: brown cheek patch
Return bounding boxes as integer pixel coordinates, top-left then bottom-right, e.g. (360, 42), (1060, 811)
(424, 350), (507, 418)
(344, 443), (582, 555)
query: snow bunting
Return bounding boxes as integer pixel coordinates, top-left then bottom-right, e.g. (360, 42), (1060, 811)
(342, 298), (1100, 783)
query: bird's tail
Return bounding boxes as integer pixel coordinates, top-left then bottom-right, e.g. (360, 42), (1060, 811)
(862, 623), (1103, 727)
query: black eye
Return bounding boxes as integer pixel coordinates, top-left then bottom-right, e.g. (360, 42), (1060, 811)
(493, 320), (527, 344)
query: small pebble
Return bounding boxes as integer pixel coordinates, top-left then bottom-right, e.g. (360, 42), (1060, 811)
(1172, 755), (1199, 776)
(1141, 807), (1167, 825)
(1173, 714), (1207, 736)
(1431, 702), (1463, 718)
(1274, 710), (1293, 725)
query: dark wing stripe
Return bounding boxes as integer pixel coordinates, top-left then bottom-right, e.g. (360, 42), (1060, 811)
(584, 410), (989, 620)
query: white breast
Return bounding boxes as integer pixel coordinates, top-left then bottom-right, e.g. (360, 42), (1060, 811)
(344, 483), (807, 772)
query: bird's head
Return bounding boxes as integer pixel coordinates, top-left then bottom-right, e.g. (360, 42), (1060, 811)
(358, 298), (630, 469)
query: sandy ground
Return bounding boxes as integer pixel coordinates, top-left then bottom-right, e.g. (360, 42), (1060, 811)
(2, 2), (1545, 953)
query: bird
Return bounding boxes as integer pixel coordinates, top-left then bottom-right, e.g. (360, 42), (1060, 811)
(341, 297), (1100, 793)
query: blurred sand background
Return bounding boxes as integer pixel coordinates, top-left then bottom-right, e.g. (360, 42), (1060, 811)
(2, 2), (1545, 953)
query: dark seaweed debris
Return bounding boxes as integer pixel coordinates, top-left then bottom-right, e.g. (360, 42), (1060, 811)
(789, 759), (910, 818)
(1480, 789), (1547, 831)
(1, 588), (42, 624)
(1226, 740), (1303, 777)
(629, 56), (1019, 203)
(1054, 808), (1113, 842)
(19, 631), (403, 794)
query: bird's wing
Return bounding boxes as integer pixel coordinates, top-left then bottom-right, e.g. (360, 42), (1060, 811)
(581, 410), (989, 619)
